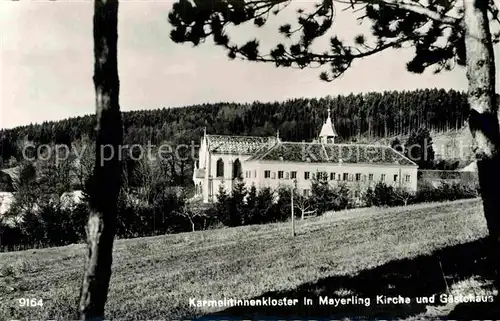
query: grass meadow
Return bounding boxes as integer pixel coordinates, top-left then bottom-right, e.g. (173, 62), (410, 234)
(1, 198), (497, 320)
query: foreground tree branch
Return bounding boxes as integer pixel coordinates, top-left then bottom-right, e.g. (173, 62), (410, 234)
(79, 0), (123, 319)
(366, 0), (460, 24)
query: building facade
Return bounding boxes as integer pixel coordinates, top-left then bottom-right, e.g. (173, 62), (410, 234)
(193, 109), (418, 203)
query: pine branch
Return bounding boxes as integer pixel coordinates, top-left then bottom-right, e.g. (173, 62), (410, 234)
(359, 0), (459, 25)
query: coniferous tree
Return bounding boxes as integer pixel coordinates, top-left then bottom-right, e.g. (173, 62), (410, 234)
(229, 180), (247, 226)
(333, 183), (351, 211)
(215, 185), (231, 226)
(0, 88), (478, 172)
(310, 175), (335, 214)
(390, 138), (404, 154)
(274, 186), (293, 222)
(405, 127), (435, 169)
(256, 187), (274, 224)
(244, 184), (259, 225)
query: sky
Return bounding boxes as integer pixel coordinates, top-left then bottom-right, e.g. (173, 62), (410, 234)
(1, 0), (499, 129)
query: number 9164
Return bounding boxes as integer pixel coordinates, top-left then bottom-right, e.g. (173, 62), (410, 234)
(18, 298), (43, 307)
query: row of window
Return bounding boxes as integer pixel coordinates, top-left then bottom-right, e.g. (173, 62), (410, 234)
(263, 170), (411, 183)
(216, 159), (412, 184)
(300, 189), (361, 197)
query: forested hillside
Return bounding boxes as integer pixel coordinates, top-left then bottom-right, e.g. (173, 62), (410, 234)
(0, 88), (468, 167)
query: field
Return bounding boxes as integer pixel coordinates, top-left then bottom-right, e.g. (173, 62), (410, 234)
(0, 198), (498, 320)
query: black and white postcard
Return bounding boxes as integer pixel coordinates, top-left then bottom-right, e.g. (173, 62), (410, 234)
(1, 0), (500, 320)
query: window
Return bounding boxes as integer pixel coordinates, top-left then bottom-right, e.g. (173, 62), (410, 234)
(304, 171), (310, 180)
(330, 172), (336, 180)
(216, 158), (224, 177)
(291, 171), (297, 179)
(272, 172), (276, 179)
(369, 174), (374, 181)
(394, 174), (398, 182)
(381, 174), (386, 181)
(317, 172), (327, 180)
(355, 173), (361, 181)
(264, 170), (271, 178)
(303, 189), (310, 196)
(285, 172), (290, 180)
(343, 173), (348, 181)
(349, 174), (354, 181)
(254, 170), (257, 178)
(232, 159), (242, 179)
(278, 171), (284, 179)
(405, 174), (411, 183)
(338, 174), (341, 181)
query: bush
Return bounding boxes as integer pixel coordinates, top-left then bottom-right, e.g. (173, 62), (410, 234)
(364, 182), (396, 207)
(0, 223), (23, 252)
(332, 183), (351, 210)
(415, 180), (479, 203)
(274, 186), (294, 222)
(115, 189), (187, 238)
(0, 174), (481, 252)
(309, 176), (336, 214)
(255, 187), (275, 224)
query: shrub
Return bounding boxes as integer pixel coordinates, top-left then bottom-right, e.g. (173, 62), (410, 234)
(243, 185), (259, 225)
(332, 183), (351, 210)
(274, 186), (293, 222)
(365, 182), (396, 207)
(415, 180), (479, 203)
(393, 187), (416, 206)
(309, 176), (336, 214)
(255, 187), (275, 224)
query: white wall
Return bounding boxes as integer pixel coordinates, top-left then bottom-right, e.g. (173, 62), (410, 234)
(242, 160), (417, 196)
(194, 145), (418, 203)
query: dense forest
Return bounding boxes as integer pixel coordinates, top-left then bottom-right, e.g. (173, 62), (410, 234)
(0, 88), (468, 170)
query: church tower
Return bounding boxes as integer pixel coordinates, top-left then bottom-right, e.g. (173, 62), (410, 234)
(319, 107), (338, 144)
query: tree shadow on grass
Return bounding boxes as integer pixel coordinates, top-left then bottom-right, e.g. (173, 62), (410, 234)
(196, 238), (498, 320)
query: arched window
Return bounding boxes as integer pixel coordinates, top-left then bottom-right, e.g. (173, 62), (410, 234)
(232, 159), (242, 180)
(216, 158), (224, 177)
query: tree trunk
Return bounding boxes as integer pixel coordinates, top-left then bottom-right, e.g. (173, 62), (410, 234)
(79, 0), (122, 319)
(463, 0), (500, 274)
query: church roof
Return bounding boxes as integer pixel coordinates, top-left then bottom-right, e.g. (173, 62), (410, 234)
(319, 118), (337, 137)
(247, 142), (417, 166)
(319, 108), (337, 137)
(206, 135), (278, 155)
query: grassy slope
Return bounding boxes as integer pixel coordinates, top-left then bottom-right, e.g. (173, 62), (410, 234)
(0, 199), (488, 320)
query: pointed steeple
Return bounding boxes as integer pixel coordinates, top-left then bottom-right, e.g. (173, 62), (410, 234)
(319, 106), (337, 144)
